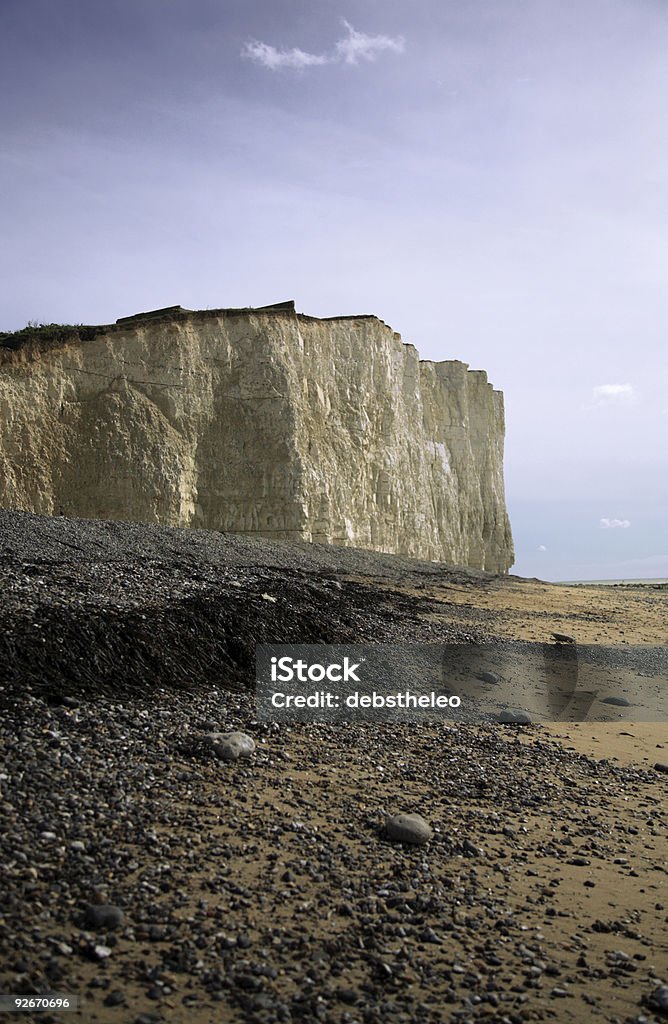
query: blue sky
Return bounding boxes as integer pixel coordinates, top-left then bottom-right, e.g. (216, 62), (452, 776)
(2, 0), (667, 580)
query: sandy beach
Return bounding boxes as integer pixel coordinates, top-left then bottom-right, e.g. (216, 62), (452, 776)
(440, 574), (668, 767)
(0, 513), (666, 1024)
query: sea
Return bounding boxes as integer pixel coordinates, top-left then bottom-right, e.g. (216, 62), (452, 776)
(557, 578), (668, 586)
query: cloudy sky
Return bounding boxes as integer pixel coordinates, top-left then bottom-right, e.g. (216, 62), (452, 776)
(2, 0), (667, 580)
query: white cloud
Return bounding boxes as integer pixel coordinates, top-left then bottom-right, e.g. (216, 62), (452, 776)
(591, 383), (638, 406)
(241, 41), (330, 70)
(335, 20), (405, 65)
(537, 544), (547, 551)
(600, 518), (631, 529)
(242, 21), (404, 72)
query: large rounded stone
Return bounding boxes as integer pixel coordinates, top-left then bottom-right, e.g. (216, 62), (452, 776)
(384, 812), (432, 845)
(206, 731), (256, 762)
(498, 709), (532, 725)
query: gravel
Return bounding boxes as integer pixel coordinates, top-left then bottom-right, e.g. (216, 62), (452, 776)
(0, 511), (666, 1023)
(2, 675), (665, 1022)
(0, 510), (497, 704)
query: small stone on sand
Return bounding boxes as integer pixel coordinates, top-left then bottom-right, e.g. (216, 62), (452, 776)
(84, 904), (124, 930)
(384, 812), (433, 845)
(498, 710), (532, 725)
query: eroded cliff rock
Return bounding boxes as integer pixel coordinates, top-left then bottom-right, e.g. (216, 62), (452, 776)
(0, 303), (514, 571)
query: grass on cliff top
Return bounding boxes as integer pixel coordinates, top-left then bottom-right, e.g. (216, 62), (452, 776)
(0, 321), (108, 351)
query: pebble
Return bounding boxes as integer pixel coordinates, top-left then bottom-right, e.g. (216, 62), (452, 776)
(462, 838), (484, 857)
(476, 671), (500, 685)
(644, 985), (668, 1013)
(205, 730), (256, 762)
(103, 991), (126, 1007)
(498, 710), (532, 725)
(84, 905), (125, 930)
(654, 762), (668, 775)
(384, 812), (433, 845)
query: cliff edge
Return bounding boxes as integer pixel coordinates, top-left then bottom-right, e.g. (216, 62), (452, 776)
(0, 302), (514, 572)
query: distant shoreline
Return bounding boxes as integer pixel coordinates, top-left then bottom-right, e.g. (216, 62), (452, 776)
(555, 577), (668, 586)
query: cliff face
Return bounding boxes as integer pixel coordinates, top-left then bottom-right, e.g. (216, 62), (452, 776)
(0, 305), (514, 572)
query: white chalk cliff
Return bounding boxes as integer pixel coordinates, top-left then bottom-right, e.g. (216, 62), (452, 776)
(0, 303), (514, 572)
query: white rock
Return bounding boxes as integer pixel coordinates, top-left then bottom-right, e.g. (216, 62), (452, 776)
(0, 306), (513, 571)
(207, 731), (256, 762)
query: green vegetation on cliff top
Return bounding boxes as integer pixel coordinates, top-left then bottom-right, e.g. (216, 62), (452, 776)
(0, 322), (105, 351)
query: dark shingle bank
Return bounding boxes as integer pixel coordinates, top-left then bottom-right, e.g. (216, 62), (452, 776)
(0, 511), (496, 704)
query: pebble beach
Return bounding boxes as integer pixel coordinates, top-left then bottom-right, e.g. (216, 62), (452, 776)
(1, 511), (666, 1024)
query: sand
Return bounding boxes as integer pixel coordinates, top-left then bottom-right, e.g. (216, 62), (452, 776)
(440, 575), (668, 768)
(1, 516), (666, 1024)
